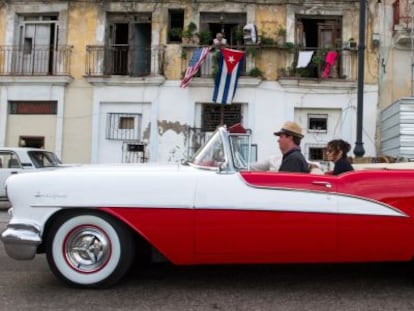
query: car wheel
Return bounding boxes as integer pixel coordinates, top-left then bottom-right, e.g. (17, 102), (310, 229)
(46, 211), (135, 288)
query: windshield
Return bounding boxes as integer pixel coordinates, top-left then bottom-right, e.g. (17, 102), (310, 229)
(229, 134), (250, 169)
(28, 151), (62, 168)
(190, 130), (226, 169)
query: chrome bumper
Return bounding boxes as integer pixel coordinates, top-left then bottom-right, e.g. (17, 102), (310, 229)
(1, 224), (41, 260)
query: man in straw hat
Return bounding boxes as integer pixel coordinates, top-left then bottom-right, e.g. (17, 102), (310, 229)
(251, 121), (310, 173)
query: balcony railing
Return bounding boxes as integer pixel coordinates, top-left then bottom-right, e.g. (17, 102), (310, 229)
(283, 47), (358, 80)
(181, 45), (254, 78)
(181, 44), (358, 81)
(0, 45), (73, 76)
(85, 45), (165, 77)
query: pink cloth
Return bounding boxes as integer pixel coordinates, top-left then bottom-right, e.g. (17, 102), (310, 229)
(322, 51), (338, 79)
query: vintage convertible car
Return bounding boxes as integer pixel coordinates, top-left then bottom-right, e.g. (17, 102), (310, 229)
(2, 126), (414, 288)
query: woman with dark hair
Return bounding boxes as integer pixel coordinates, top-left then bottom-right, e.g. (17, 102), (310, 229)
(325, 139), (354, 175)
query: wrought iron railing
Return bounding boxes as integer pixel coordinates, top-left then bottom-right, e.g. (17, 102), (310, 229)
(181, 45), (253, 78)
(181, 44), (358, 81)
(85, 45), (165, 77)
(286, 47), (358, 80)
(0, 45), (73, 76)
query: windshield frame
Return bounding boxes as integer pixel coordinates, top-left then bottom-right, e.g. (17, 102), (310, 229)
(188, 126), (253, 172)
(228, 133), (252, 170)
(188, 127), (235, 172)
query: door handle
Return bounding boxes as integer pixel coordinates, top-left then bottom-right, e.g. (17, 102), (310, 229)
(311, 181), (332, 189)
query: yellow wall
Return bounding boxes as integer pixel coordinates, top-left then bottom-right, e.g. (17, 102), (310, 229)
(67, 3), (98, 79)
(6, 115), (57, 150)
(0, 5), (5, 45)
(61, 3), (97, 163)
(256, 5), (285, 42)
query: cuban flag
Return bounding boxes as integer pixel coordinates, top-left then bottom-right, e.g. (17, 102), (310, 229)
(212, 48), (245, 104)
(180, 47), (210, 88)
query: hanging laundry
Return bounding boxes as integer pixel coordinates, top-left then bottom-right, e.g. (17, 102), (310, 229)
(296, 51), (314, 68)
(322, 51), (338, 79)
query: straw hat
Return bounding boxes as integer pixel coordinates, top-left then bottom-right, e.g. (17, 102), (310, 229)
(273, 121), (304, 138)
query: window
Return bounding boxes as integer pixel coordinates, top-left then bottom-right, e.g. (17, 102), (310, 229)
(106, 13), (152, 76)
(308, 146), (325, 161)
(19, 136), (45, 148)
(199, 13), (246, 46)
(9, 101), (57, 115)
(295, 15), (342, 78)
(106, 113), (142, 140)
(15, 15), (59, 75)
(201, 103), (242, 132)
(119, 117), (135, 129)
(23, 38), (32, 54)
(0, 152), (21, 169)
(28, 151), (62, 168)
(168, 10), (184, 43)
(308, 114), (328, 133)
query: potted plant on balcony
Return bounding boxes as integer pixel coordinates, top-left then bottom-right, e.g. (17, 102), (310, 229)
(234, 29), (244, 45)
(284, 42), (296, 53)
(169, 28), (183, 43)
(182, 22), (198, 44)
(197, 30), (212, 46)
(276, 26), (286, 47)
(249, 67), (263, 78)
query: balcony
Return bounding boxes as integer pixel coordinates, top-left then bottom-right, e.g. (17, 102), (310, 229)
(281, 47), (358, 81)
(181, 45), (258, 78)
(85, 45), (165, 78)
(0, 45), (73, 76)
(181, 44), (358, 85)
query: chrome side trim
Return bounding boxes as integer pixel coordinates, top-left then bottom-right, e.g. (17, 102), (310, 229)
(1, 223), (41, 260)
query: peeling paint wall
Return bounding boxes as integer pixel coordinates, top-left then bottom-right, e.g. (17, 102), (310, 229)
(157, 120), (191, 163)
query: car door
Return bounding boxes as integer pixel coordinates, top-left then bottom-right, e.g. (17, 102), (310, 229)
(0, 151), (23, 199)
(335, 171), (414, 262)
(194, 171), (338, 264)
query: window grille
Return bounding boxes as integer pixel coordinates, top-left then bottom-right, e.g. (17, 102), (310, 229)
(201, 103), (242, 132)
(106, 113), (141, 141)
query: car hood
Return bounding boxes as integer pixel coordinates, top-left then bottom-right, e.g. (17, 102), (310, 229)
(5, 163), (204, 209)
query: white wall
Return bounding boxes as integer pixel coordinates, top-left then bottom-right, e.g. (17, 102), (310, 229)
(90, 80), (378, 164)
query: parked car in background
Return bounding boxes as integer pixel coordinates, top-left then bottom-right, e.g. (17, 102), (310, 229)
(0, 147), (63, 201)
(3, 126), (414, 289)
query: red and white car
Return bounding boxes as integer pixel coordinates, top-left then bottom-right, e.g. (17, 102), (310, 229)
(1, 126), (414, 288)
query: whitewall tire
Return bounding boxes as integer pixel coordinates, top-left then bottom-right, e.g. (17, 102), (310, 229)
(46, 212), (135, 288)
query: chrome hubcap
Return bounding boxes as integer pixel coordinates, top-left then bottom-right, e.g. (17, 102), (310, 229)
(64, 226), (111, 273)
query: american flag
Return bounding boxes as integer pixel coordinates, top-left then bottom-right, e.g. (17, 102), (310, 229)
(180, 47), (210, 88)
(212, 48), (245, 104)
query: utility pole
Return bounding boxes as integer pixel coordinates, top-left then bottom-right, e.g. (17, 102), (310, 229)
(354, 0), (366, 157)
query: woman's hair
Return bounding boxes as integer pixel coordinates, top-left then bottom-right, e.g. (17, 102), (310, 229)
(327, 139), (351, 158)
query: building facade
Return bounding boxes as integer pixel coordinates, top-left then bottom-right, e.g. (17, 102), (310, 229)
(0, 0), (410, 165)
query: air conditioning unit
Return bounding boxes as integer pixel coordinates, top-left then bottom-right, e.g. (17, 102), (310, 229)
(394, 30), (414, 48)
